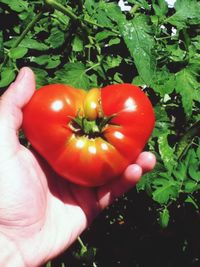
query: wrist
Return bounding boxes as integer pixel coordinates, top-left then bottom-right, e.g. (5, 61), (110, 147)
(0, 232), (25, 267)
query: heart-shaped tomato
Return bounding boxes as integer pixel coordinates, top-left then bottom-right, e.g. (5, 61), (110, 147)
(22, 83), (155, 187)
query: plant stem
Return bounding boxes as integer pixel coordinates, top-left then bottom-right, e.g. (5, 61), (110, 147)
(85, 62), (101, 73)
(182, 28), (190, 52)
(0, 10), (43, 71)
(130, 4), (139, 15)
(176, 120), (200, 160)
(156, 35), (173, 40)
(44, 0), (79, 21)
(78, 236), (87, 251)
(44, 0), (119, 34)
(83, 17), (119, 34)
(45, 0), (90, 33)
(13, 11), (43, 48)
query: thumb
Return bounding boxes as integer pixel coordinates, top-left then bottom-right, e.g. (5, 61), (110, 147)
(0, 67), (35, 149)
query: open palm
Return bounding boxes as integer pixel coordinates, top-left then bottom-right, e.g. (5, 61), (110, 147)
(0, 68), (156, 267)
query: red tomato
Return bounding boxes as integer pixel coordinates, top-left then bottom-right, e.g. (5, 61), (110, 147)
(22, 84), (155, 187)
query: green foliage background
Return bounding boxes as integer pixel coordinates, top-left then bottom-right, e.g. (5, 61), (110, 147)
(0, 0), (200, 266)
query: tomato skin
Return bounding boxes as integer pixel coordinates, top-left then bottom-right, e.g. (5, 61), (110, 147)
(22, 83), (155, 187)
(101, 84), (155, 161)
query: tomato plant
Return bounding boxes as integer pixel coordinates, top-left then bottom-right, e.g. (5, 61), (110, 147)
(22, 83), (155, 186)
(1, 0), (200, 265)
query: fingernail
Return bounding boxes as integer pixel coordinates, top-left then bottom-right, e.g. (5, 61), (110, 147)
(16, 68), (26, 83)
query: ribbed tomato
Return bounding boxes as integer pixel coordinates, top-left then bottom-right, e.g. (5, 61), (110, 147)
(22, 84), (155, 187)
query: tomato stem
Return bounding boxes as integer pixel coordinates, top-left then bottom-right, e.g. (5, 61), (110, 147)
(82, 119), (100, 135)
(69, 114), (116, 138)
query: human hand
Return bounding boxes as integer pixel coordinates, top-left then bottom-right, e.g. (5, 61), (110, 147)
(0, 67), (156, 267)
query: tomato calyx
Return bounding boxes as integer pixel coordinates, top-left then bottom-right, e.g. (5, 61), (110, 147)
(69, 114), (116, 139)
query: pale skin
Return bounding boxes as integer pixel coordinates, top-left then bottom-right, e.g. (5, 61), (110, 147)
(0, 67), (156, 267)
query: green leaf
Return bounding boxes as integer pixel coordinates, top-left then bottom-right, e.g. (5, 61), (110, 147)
(96, 9), (113, 27)
(9, 47), (28, 59)
(153, 0), (168, 17)
(0, 68), (16, 88)
(103, 55), (122, 71)
(167, 44), (187, 62)
(167, 0), (200, 29)
(137, 172), (153, 195)
(159, 208), (170, 228)
(128, 0), (150, 10)
(84, 1), (114, 28)
(197, 142), (200, 161)
(192, 35), (200, 50)
(20, 38), (48, 51)
(173, 162), (187, 186)
(137, 160), (165, 195)
(153, 105), (171, 139)
(53, 10), (70, 27)
(108, 38), (121, 46)
(185, 195), (199, 209)
(46, 55), (61, 69)
(54, 63), (90, 90)
(31, 55), (61, 69)
(189, 168), (200, 181)
(88, 73), (98, 88)
(46, 27), (65, 49)
(132, 75), (144, 86)
(19, 10), (30, 20)
(184, 180), (198, 193)
(31, 55), (49, 65)
(0, 0), (28, 12)
(84, 0), (95, 15)
(85, 1), (124, 28)
(95, 31), (116, 42)
(151, 68), (175, 95)
(175, 67), (200, 117)
(188, 156), (200, 182)
(152, 174), (179, 204)
(4, 37), (49, 51)
(104, 2), (125, 23)
(119, 15), (156, 85)
(72, 36), (83, 52)
(13, 25), (20, 34)
(158, 132), (177, 172)
(31, 67), (48, 88)
(113, 72), (123, 83)
(173, 147), (200, 194)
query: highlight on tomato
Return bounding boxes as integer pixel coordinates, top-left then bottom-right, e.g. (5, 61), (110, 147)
(22, 83), (155, 187)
